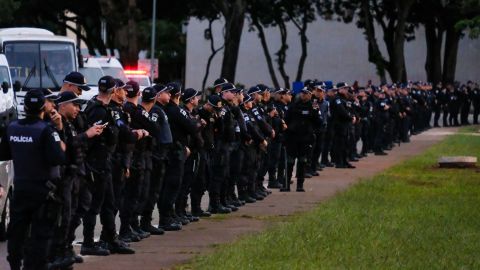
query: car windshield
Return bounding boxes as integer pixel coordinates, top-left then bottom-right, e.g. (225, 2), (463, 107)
(80, 67), (104, 86)
(101, 67), (128, 82)
(126, 76), (151, 87)
(5, 42), (76, 91)
(0, 66), (11, 86)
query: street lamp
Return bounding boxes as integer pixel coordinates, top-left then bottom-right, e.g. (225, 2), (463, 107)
(150, 0), (157, 82)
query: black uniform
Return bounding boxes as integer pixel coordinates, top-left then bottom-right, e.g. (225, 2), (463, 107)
(82, 98), (118, 247)
(141, 103), (172, 232)
(284, 97), (320, 191)
(472, 86), (480, 124)
(331, 95), (354, 166)
(0, 116), (65, 270)
(160, 101), (199, 227)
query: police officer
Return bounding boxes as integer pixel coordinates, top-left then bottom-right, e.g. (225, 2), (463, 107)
(309, 83), (328, 175)
(50, 92), (104, 269)
(160, 83), (200, 229)
(121, 84), (156, 240)
(209, 83), (238, 214)
(239, 94), (268, 199)
(140, 84), (173, 235)
(0, 89), (65, 270)
(283, 86), (320, 191)
(331, 83), (356, 167)
(191, 95), (223, 216)
(82, 75), (134, 255)
(176, 88), (204, 223)
(471, 82), (480, 124)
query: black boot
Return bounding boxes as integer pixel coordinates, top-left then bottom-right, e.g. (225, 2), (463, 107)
(296, 178), (305, 192)
(140, 218), (165, 235)
(209, 196), (232, 214)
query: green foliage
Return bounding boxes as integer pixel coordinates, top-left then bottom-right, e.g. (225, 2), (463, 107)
(187, 133), (480, 269)
(0, 0), (20, 26)
(456, 16), (480, 38)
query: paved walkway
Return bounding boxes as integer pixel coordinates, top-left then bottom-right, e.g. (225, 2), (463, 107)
(0, 127), (457, 269)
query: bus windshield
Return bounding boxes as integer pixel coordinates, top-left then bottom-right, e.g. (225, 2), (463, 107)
(5, 42), (76, 91)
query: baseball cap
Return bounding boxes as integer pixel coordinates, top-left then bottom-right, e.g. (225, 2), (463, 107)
(142, 86), (158, 102)
(56, 91), (84, 106)
(63, 71), (90, 91)
(242, 94), (254, 104)
(98, 76), (117, 93)
(167, 82), (182, 96)
(181, 88), (202, 102)
(153, 84), (173, 93)
(221, 83), (238, 93)
(24, 89), (46, 113)
(207, 95), (223, 108)
(125, 80), (140, 98)
(115, 78), (126, 89)
(247, 86), (261, 95)
(213, 78), (229, 88)
(41, 89), (59, 101)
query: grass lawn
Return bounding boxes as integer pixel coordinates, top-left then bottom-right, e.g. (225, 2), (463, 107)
(183, 133), (480, 270)
(459, 125), (480, 133)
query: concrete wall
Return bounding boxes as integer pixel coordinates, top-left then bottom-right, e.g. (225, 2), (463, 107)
(185, 17), (480, 90)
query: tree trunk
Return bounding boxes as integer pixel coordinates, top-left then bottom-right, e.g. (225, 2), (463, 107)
(424, 20), (444, 84)
(295, 14), (308, 82)
(361, 0), (387, 84)
(202, 20), (224, 94)
(276, 20), (290, 88)
(443, 25), (461, 84)
(220, 0), (246, 83)
(252, 18), (280, 88)
(387, 0), (413, 83)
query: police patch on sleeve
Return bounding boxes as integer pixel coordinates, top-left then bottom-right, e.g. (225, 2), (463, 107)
(52, 131), (61, 142)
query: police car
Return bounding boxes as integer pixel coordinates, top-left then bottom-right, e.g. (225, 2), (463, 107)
(0, 53), (16, 241)
(125, 69), (152, 91)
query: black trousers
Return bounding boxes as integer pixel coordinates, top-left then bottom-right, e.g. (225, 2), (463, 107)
(159, 144), (186, 220)
(267, 140), (283, 182)
(311, 131), (325, 170)
(286, 138), (309, 188)
(141, 157), (167, 225)
(241, 144), (258, 193)
(176, 152), (199, 215)
(82, 169), (116, 245)
(333, 124), (348, 166)
(373, 119), (385, 153)
(474, 103), (480, 124)
(52, 173), (76, 257)
(8, 191), (58, 270)
(67, 176), (91, 248)
(461, 102), (471, 124)
(229, 143), (244, 198)
(192, 149), (212, 211)
(210, 141), (230, 199)
(321, 126), (334, 165)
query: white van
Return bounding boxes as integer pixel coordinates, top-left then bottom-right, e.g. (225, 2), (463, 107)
(79, 57), (104, 101)
(0, 27), (78, 117)
(95, 57), (128, 82)
(0, 54), (16, 241)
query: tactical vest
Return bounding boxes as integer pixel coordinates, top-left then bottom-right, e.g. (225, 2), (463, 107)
(7, 120), (53, 192)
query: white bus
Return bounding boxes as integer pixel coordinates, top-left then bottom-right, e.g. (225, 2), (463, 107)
(0, 27), (78, 117)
